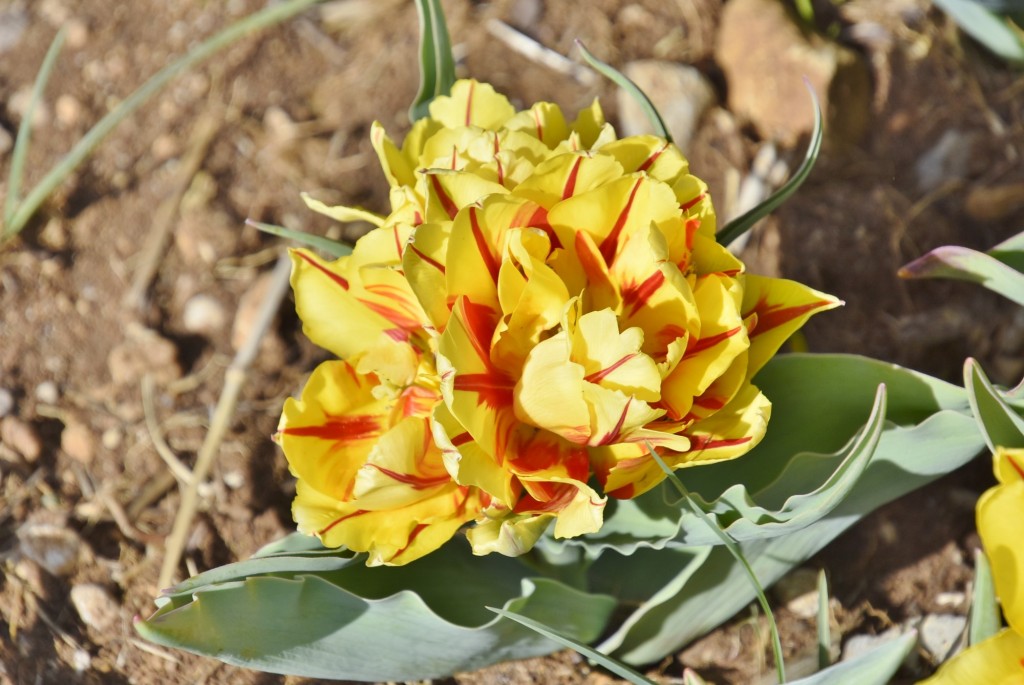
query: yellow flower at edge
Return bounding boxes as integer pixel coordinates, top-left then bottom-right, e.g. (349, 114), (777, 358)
(921, 446), (1024, 684)
(278, 79), (841, 565)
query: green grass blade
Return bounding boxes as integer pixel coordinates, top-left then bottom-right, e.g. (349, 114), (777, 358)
(817, 569), (832, 670)
(488, 608), (658, 685)
(969, 548), (1001, 645)
(4, 26), (67, 235)
(2, 0), (321, 243)
(246, 220), (352, 258)
(647, 445), (787, 684)
(409, 0), (456, 122)
(575, 40), (672, 144)
(716, 79), (822, 247)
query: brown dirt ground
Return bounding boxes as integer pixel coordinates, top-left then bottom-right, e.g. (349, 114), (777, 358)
(1, 0), (1022, 683)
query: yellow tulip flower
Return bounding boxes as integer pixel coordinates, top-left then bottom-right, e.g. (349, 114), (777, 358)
(278, 80), (841, 563)
(921, 446), (1024, 683)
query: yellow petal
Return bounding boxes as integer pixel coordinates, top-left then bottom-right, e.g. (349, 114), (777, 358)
(676, 383), (771, 467)
(403, 220), (452, 329)
(672, 173), (717, 236)
(741, 274), (843, 380)
(568, 98), (606, 150)
(979, 478), (1024, 634)
(994, 446), (1024, 486)
(428, 79), (516, 130)
(352, 417), (451, 509)
(432, 400), (517, 507)
(514, 330), (592, 444)
(919, 628), (1024, 685)
(370, 121), (416, 189)
(513, 152), (624, 209)
(467, 511), (553, 557)
(277, 360), (388, 502)
(601, 135), (689, 185)
(505, 101), (569, 148)
(301, 192), (385, 227)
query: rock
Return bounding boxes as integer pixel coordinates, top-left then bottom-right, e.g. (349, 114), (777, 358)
(70, 584), (120, 632)
(35, 380), (59, 404)
(915, 129), (974, 193)
(617, 61), (716, 152)
(716, 0), (871, 146)
(773, 567), (821, 619)
(841, 626), (905, 662)
(183, 294), (227, 336)
(65, 18), (89, 49)
(61, 420), (95, 464)
(0, 6), (28, 56)
(965, 181), (1024, 221)
(17, 522), (81, 576)
(55, 94), (83, 128)
(101, 427), (122, 450)
(919, 614), (966, 659)
(0, 388), (14, 417)
(107, 322), (183, 387)
(1, 415), (42, 462)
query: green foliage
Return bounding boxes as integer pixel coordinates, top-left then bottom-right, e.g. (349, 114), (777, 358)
(246, 220), (352, 258)
(899, 242), (1024, 307)
(715, 81), (823, 246)
(409, 0), (457, 122)
(969, 548), (1001, 646)
(933, 0), (1024, 64)
(817, 570), (832, 670)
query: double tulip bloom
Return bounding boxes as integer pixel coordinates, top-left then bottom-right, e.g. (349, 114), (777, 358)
(276, 80), (840, 565)
(922, 446), (1024, 683)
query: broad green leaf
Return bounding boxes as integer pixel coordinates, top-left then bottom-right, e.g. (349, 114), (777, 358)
(715, 80), (822, 247)
(989, 229), (1024, 272)
(409, 0), (456, 122)
(970, 548), (1001, 646)
(575, 40), (671, 143)
(899, 245), (1024, 306)
(138, 536), (615, 680)
(246, 219), (352, 258)
(933, 0), (1024, 64)
(488, 608), (657, 685)
(786, 630), (918, 685)
(964, 358), (1024, 451)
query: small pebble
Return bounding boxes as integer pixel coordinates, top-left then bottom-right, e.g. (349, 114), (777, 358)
(35, 380), (59, 404)
(65, 18), (89, 49)
(0, 388), (14, 417)
(61, 421), (95, 464)
(842, 626), (904, 662)
(223, 470), (245, 489)
(920, 614), (967, 659)
(1, 415), (42, 461)
(70, 584), (120, 632)
(17, 522), (81, 576)
(55, 94), (83, 127)
(71, 649), (91, 673)
(101, 427), (123, 450)
(935, 591), (966, 608)
(183, 294), (227, 335)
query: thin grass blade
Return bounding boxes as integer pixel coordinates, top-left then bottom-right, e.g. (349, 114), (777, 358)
(246, 220), (352, 258)
(575, 40), (672, 143)
(4, 26), (67, 236)
(969, 548), (1001, 645)
(647, 445), (787, 684)
(409, 0), (456, 122)
(3, 0), (320, 243)
(817, 569), (832, 670)
(716, 79), (822, 247)
(488, 608), (658, 685)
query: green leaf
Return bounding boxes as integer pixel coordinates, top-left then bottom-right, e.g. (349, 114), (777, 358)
(964, 358), (1024, 452)
(593, 355), (982, 664)
(786, 630), (918, 685)
(4, 26), (66, 234)
(969, 548), (1001, 645)
(409, 0), (456, 122)
(575, 40), (672, 143)
(933, 0), (1024, 64)
(488, 608), (658, 685)
(138, 536), (615, 680)
(989, 229), (1024, 272)
(899, 245), (1024, 307)
(246, 219), (352, 258)
(715, 80), (823, 247)
(817, 569), (832, 670)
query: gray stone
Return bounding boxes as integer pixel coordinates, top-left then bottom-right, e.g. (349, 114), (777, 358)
(70, 584), (120, 632)
(617, 61), (716, 152)
(919, 614), (967, 660)
(17, 522), (81, 576)
(916, 129), (974, 193)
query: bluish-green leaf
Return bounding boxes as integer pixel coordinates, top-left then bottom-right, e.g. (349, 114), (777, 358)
(964, 358), (1024, 451)
(989, 229), (1024, 272)
(933, 0), (1024, 64)
(817, 569), (832, 670)
(899, 245), (1024, 307)
(488, 608), (657, 685)
(138, 536), (615, 680)
(970, 548), (1002, 646)
(246, 219), (352, 258)
(786, 630), (917, 685)
(575, 40), (672, 143)
(716, 80), (822, 247)
(409, 0), (456, 122)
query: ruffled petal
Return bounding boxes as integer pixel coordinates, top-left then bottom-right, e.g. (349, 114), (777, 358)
(919, 628), (1024, 685)
(428, 79), (516, 130)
